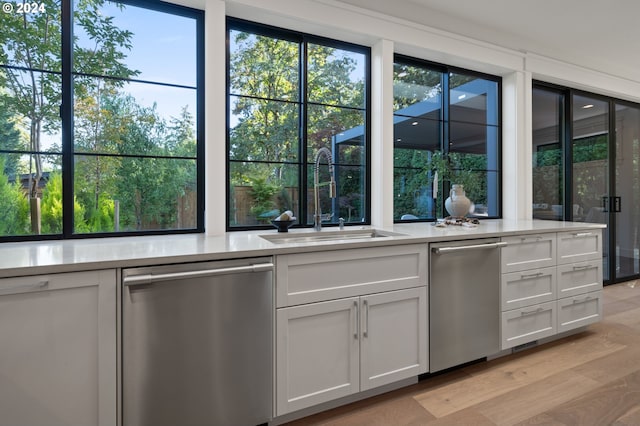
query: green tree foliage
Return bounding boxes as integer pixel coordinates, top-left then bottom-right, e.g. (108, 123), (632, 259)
(229, 30), (366, 224)
(0, 158), (29, 235)
(40, 172), (89, 234)
(0, 0), (138, 234)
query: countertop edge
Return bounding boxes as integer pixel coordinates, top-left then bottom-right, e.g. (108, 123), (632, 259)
(0, 220), (605, 278)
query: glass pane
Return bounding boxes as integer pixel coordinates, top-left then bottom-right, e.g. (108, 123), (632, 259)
(614, 103), (640, 280)
(308, 44), (366, 108)
(394, 116), (440, 151)
(462, 169), (499, 218)
(0, 153), (62, 236)
(572, 94), (609, 280)
(74, 78), (197, 157)
(228, 162), (299, 227)
(73, 1), (197, 86)
(229, 95), (299, 162)
(73, 155), (197, 233)
(450, 74), (498, 126)
(394, 162), (434, 221)
(532, 87), (564, 220)
(229, 30), (299, 101)
(0, 0), (61, 71)
(305, 164), (365, 225)
(393, 62), (442, 114)
(307, 105), (365, 163)
(1, 70), (62, 152)
(449, 122), (498, 156)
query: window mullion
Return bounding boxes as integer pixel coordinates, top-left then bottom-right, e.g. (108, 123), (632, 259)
(61, 0), (74, 237)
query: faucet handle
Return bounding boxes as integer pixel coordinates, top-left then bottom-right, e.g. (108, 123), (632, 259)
(321, 213), (333, 221)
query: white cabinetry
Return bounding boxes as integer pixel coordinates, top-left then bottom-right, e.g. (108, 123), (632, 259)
(275, 245), (427, 416)
(0, 270), (117, 426)
(555, 230), (603, 332)
(500, 230), (603, 350)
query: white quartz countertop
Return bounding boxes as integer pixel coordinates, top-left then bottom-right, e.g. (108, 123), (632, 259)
(0, 219), (605, 278)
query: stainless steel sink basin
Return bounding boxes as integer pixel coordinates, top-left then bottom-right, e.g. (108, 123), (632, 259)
(260, 228), (406, 244)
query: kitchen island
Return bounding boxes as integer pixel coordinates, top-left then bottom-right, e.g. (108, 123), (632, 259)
(0, 219), (605, 426)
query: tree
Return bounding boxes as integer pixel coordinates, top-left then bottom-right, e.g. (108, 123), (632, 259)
(0, 0), (138, 233)
(0, 158), (30, 235)
(229, 30), (366, 224)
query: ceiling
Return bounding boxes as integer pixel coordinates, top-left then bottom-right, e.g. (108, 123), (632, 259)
(333, 0), (640, 83)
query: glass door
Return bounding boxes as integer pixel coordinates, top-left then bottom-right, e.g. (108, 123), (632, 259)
(613, 102), (640, 281)
(571, 94), (610, 281)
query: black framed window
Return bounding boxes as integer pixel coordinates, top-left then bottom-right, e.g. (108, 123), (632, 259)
(0, 0), (204, 240)
(227, 18), (370, 230)
(393, 55), (501, 221)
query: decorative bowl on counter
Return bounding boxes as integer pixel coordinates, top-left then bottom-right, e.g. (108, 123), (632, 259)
(271, 219), (296, 233)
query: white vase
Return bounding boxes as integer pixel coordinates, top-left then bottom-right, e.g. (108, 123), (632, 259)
(445, 184), (472, 217)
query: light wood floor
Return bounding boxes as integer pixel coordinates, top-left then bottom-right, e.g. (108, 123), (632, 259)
(286, 281), (640, 426)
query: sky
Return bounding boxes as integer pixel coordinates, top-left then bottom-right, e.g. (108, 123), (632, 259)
(33, 1), (198, 153)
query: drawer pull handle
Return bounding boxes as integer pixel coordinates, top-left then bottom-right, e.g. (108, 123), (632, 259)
(521, 272), (543, 279)
(520, 235), (543, 242)
(0, 280), (49, 295)
(572, 265), (591, 271)
(573, 232), (593, 238)
(520, 307), (543, 316)
(572, 296), (592, 304)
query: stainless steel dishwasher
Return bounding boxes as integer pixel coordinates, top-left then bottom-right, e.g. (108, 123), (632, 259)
(429, 239), (506, 372)
(122, 257), (273, 426)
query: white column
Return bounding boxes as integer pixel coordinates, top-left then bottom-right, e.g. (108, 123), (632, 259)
(371, 39), (395, 228)
(502, 70), (533, 220)
(205, 0), (227, 235)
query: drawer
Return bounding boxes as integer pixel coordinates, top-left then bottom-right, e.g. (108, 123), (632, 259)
(557, 230), (602, 264)
(501, 301), (556, 350)
(276, 244), (427, 307)
(557, 291), (602, 333)
(501, 234), (556, 273)
(557, 259), (602, 299)
(501, 266), (556, 311)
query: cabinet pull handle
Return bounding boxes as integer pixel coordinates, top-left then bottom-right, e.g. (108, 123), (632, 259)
(353, 301), (358, 340)
(520, 235), (543, 242)
(573, 232), (593, 238)
(363, 299), (369, 338)
(520, 307), (543, 316)
(572, 264), (591, 271)
(0, 280), (48, 295)
(521, 272), (543, 279)
(572, 296), (592, 304)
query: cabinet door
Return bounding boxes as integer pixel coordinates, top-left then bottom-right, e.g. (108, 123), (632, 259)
(360, 287), (427, 391)
(276, 298), (359, 416)
(501, 234), (556, 273)
(0, 270), (117, 426)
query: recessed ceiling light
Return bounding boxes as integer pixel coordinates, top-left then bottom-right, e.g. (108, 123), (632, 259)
(397, 72), (407, 78)
(396, 138), (402, 142)
(458, 94), (466, 100)
(412, 121), (418, 126)
(583, 104), (594, 109)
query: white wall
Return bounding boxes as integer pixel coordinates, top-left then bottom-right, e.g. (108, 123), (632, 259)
(197, 0), (640, 234)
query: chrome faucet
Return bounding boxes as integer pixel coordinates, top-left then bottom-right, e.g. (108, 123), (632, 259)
(313, 147), (336, 231)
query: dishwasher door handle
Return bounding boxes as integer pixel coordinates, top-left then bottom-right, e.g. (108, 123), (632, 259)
(432, 241), (507, 254)
(123, 263), (274, 286)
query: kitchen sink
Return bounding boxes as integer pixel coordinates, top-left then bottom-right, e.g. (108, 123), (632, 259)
(260, 228), (407, 244)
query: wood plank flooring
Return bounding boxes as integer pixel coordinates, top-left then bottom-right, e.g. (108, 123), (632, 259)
(286, 281), (640, 425)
